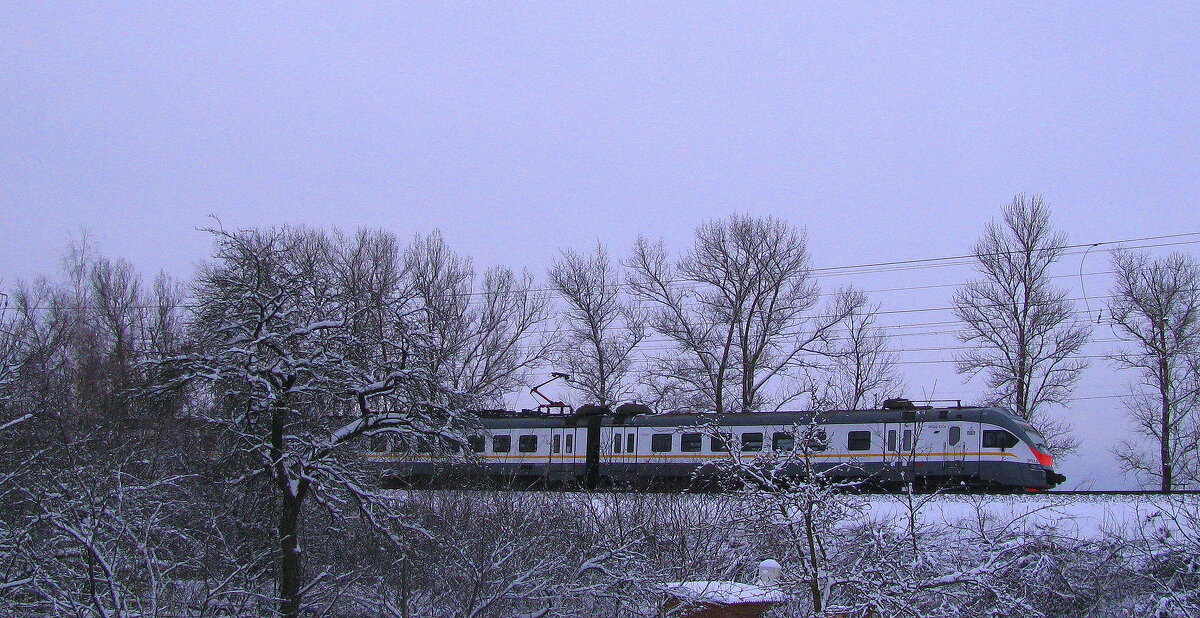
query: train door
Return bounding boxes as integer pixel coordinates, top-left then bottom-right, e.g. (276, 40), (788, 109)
(941, 422), (968, 478)
(601, 426), (617, 466)
(627, 428), (639, 466)
(883, 421), (918, 484)
(584, 417), (601, 489)
(910, 422), (959, 480)
(563, 427), (580, 465)
(601, 427), (631, 464)
(600, 426), (634, 484)
(548, 426), (567, 480)
(966, 421), (982, 482)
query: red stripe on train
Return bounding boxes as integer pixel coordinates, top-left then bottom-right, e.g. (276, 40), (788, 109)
(1031, 448), (1054, 468)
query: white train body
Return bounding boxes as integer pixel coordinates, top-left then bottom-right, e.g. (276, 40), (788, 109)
(368, 403), (1064, 491)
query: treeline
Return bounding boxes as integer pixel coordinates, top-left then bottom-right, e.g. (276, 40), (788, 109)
(0, 197), (1198, 616)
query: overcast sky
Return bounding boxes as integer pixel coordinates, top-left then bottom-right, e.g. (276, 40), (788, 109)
(2, 3), (1198, 488)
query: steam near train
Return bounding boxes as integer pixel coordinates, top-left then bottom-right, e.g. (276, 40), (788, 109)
(367, 398), (1066, 492)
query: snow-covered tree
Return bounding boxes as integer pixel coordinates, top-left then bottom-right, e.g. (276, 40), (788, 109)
(1, 465), (202, 616)
(395, 490), (658, 617)
(163, 226), (475, 617)
(703, 416), (865, 614)
(0, 239), (205, 616)
(1119, 496), (1200, 613)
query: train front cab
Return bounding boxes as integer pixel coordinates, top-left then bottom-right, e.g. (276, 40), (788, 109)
(973, 410), (1065, 491)
(871, 407), (1064, 491)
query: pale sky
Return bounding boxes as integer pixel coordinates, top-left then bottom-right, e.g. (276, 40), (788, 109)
(3, 3), (1199, 488)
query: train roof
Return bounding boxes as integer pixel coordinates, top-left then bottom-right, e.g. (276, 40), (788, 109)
(474, 406), (1023, 429)
(625, 407), (1017, 427)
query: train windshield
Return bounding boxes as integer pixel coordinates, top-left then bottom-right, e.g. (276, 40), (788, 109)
(1016, 421), (1049, 451)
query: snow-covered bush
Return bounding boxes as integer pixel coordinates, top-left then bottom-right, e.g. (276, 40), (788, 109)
(1109, 496), (1200, 616)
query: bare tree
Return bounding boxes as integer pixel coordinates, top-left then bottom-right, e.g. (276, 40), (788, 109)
(404, 231), (555, 406)
(0, 293), (29, 429)
(0, 237), (190, 469)
(548, 243), (645, 406)
(1108, 249), (1200, 492)
(331, 228), (410, 372)
(626, 214), (862, 413)
(954, 194), (1089, 455)
(89, 256), (143, 377)
(823, 292), (906, 410)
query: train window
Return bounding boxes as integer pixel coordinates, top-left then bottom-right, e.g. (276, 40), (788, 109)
(565, 434), (574, 454)
(552, 434), (561, 454)
(847, 431), (871, 451)
(1016, 421), (1050, 450)
(627, 433), (636, 454)
(949, 426), (961, 446)
(518, 435), (538, 453)
(902, 429), (912, 452)
(711, 433), (732, 452)
(681, 433), (702, 452)
(492, 435), (511, 453)
(982, 430), (1019, 449)
(741, 432), (763, 452)
(468, 436), (485, 453)
(613, 433), (622, 454)
(773, 432), (794, 452)
(370, 435), (388, 452)
(887, 430), (897, 451)
(651, 434), (673, 453)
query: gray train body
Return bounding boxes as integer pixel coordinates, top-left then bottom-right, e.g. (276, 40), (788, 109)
(367, 403), (1066, 491)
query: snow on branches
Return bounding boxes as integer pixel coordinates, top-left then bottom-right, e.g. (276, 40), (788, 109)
(158, 226), (476, 617)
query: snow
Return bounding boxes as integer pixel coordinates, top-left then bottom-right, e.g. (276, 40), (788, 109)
(663, 580), (786, 605)
(0, 413), (32, 432)
(862, 494), (1200, 539)
(381, 491), (1200, 544)
(329, 418), (365, 444)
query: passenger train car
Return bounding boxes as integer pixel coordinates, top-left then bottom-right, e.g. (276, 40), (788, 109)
(367, 399), (1066, 492)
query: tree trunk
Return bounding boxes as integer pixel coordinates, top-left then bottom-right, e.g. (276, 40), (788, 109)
(279, 493), (303, 617)
(1160, 360), (1172, 494)
(1159, 335), (1172, 494)
(804, 503), (822, 614)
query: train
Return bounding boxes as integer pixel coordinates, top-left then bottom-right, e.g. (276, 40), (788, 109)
(367, 399), (1067, 492)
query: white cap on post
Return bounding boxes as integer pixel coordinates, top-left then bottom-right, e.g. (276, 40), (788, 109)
(757, 559), (781, 586)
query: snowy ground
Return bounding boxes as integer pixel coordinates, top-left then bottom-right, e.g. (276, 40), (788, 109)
(861, 493), (1200, 539)
(384, 489), (1198, 541)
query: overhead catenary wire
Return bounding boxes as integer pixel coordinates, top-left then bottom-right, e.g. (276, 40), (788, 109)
(2, 231), (1197, 315)
(533, 285), (1200, 342)
(616, 352), (1134, 372)
(1, 224), (1195, 408)
(600, 335), (1129, 356)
